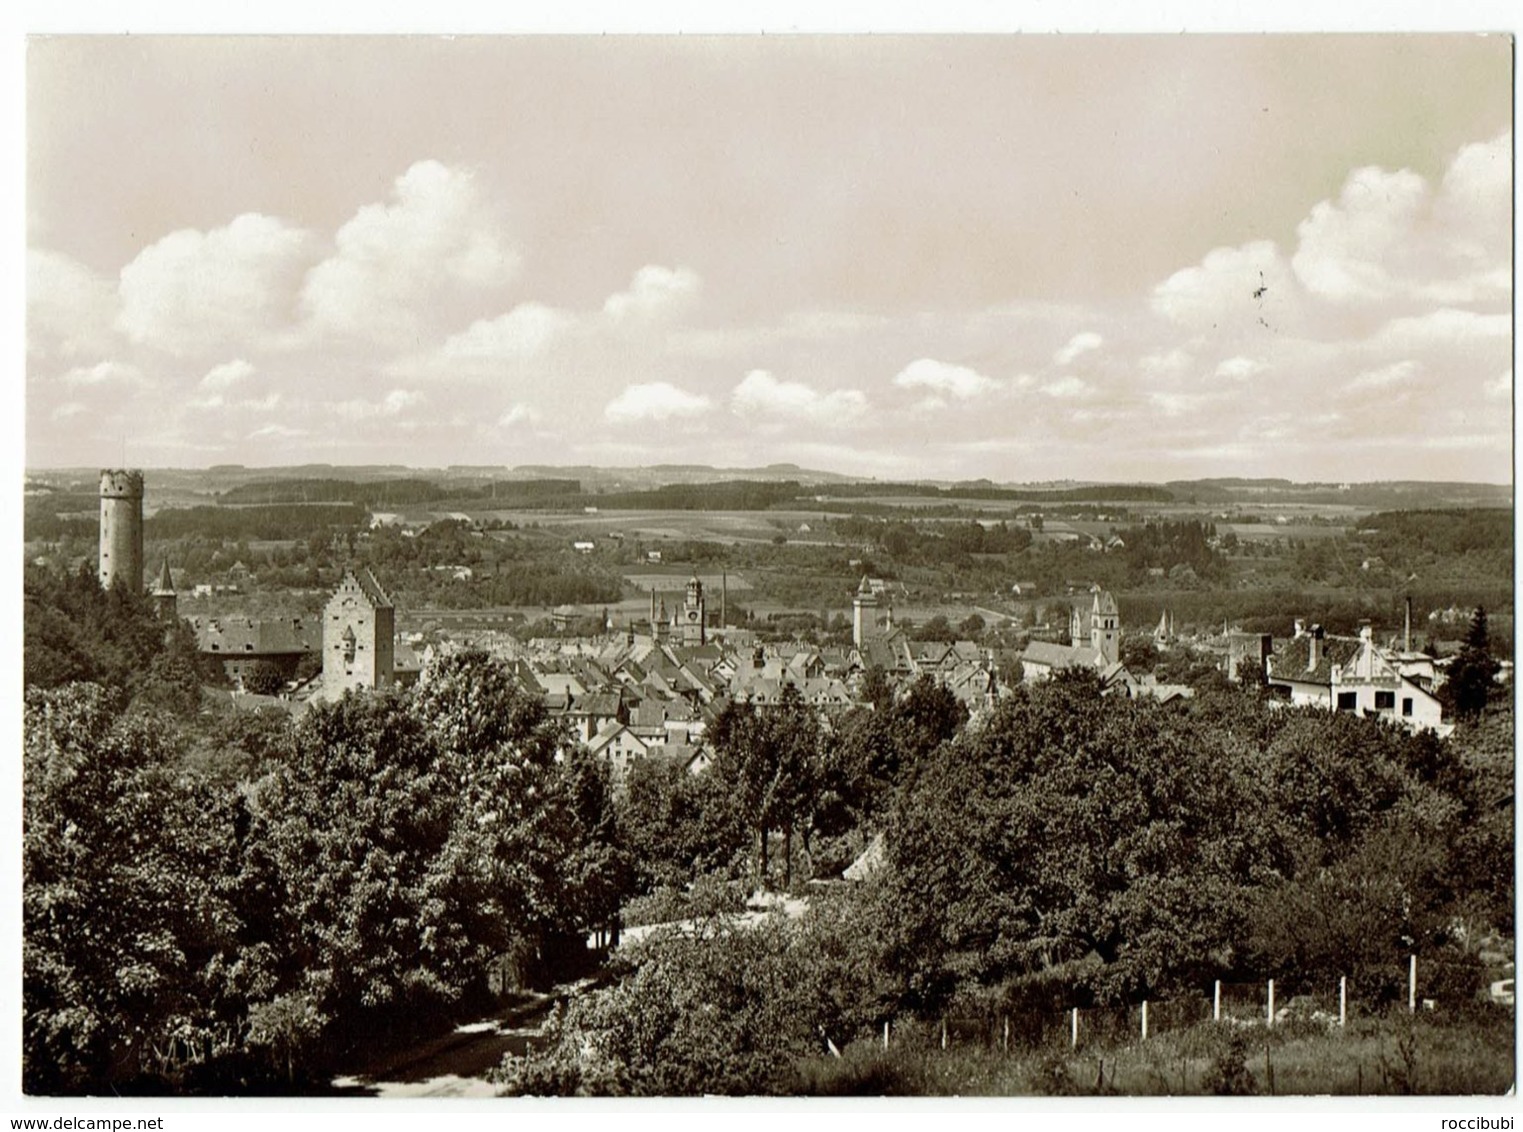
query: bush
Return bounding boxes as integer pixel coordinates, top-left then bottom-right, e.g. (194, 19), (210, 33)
(1202, 1029), (1256, 1095)
(620, 875), (747, 928)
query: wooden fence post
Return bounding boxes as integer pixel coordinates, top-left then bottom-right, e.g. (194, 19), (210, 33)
(1141, 999), (1149, 1041)
(1267, 978), (1275, 1027)
(941, 1018), (947, 1050)
(1002, 1014), (1009, 1053)
(1339, 976), (1347, 1027)
(883, 1020), (890, 1051)
(1070, 1007), (1079, 1050)
(1213, 979), (1221, 1022)
(1409, 954), (1417, 1013)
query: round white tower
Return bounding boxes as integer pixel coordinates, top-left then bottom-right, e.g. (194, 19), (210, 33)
(99, 469), (145, 593)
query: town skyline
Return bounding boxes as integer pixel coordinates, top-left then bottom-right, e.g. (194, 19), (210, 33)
(26, 35), (1514, 483)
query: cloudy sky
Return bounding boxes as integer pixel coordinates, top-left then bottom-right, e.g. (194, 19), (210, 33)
(25, 34), (1514, 482)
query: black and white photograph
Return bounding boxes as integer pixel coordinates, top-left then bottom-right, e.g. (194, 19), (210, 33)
(14, 17), (1517, 1116)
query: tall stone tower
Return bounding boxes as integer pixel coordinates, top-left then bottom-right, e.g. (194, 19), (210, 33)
(1092, 589), (1121, 666)
(99, 469), (145, 593)
(852, 576), (879, 648)
(322, 567), (395, 698)
(679, 574), (706, 645)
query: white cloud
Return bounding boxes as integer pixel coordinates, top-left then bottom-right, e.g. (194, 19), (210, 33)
(1139, 348), (1192, 379)
(1053, 331), (1104, 366)
(1039, 375), (1094, 399)
(1348, 359), (1421, 392)
(1435, 132), (1511, 268)
(670, 309), (892, 359)
(498, 402), (540, 428)
(603, 381), (712, 424)
(248, 423), (307, 440)
(1371, 308), (1511, 352)
(603, 265), (702, 324)
(892, 358), (1003, 401)
(1290, 134), (1512, 308)
(1150, 392), (1206, 417)
(300, 160), (520, 346)
(731, 369), (868, 425)
(28, 249), (121, 359)
(62, 361), (146, 387)
(439, 303), (574, 363)
(1150, 239), (1301, 330)
(383, 389), (425, 415)
(1484, 370), (1512, 401)
(200, 359), (256, 390)
(1416, 433), (1506, 452)
(192, 391), (282, 413)
(332, 389), (427, 420)
(1215, 356), (1268, 381)
(118, 213), (312, 355)
(1291, 166), (1428, 303)
(51, 402), (88, 420)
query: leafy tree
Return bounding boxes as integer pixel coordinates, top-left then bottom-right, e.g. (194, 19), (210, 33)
(710, 686), (825, 889)
(1445, 606), (1501, 722)
(1119, 636), (1159, 673)
(243, 692), (460, 1057)
(412, 649), (628, 973)
(858, 664), (894, 713)
(241, 661), (286, 697)
(245, 993), (327, 1086)
(24, 684), (242, 1093)
(494, 895), (885, 1096)
(1245, 792), (1462, 1002)
(25, 563), (208, 713)
(893, 675), (969, 778)
(866, 672), (1279, 1007)
(912, 615), (955, 643)
(619, 756), (747, 891)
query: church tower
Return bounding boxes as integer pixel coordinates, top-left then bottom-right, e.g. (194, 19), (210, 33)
(852, 576), (879, 647)
(680, 574), (706, 645)
(151, 559), (177, 619)
(1092, 589), (1121, 666)
(98, 469), (144, 593)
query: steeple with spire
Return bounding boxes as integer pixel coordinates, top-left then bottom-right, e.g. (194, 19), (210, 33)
(151, 559), (177, 619)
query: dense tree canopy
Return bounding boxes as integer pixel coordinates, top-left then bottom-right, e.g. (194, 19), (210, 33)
(23, 647), (629, 1093)
(24, 564), (211, 711)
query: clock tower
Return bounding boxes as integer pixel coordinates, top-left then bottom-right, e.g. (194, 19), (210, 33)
(680, 574), (706, 645)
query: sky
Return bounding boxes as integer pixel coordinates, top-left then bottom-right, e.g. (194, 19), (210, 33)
(23, 33), (1515, 483)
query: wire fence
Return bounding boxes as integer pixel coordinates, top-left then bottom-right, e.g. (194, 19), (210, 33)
(885, 955), (1501, 1055)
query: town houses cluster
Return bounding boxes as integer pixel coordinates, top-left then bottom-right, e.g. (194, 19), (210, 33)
(99, 469), (1462, 790)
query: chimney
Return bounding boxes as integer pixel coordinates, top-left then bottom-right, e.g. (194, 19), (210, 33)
(1307, 625), (1324, 672)
(1359, 620), (1373, 644)
(1404, 596), (1412, 652)
(1293, 618), (1305, 638)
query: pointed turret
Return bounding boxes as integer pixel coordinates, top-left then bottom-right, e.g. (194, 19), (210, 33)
(151, 559), (177, 618)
